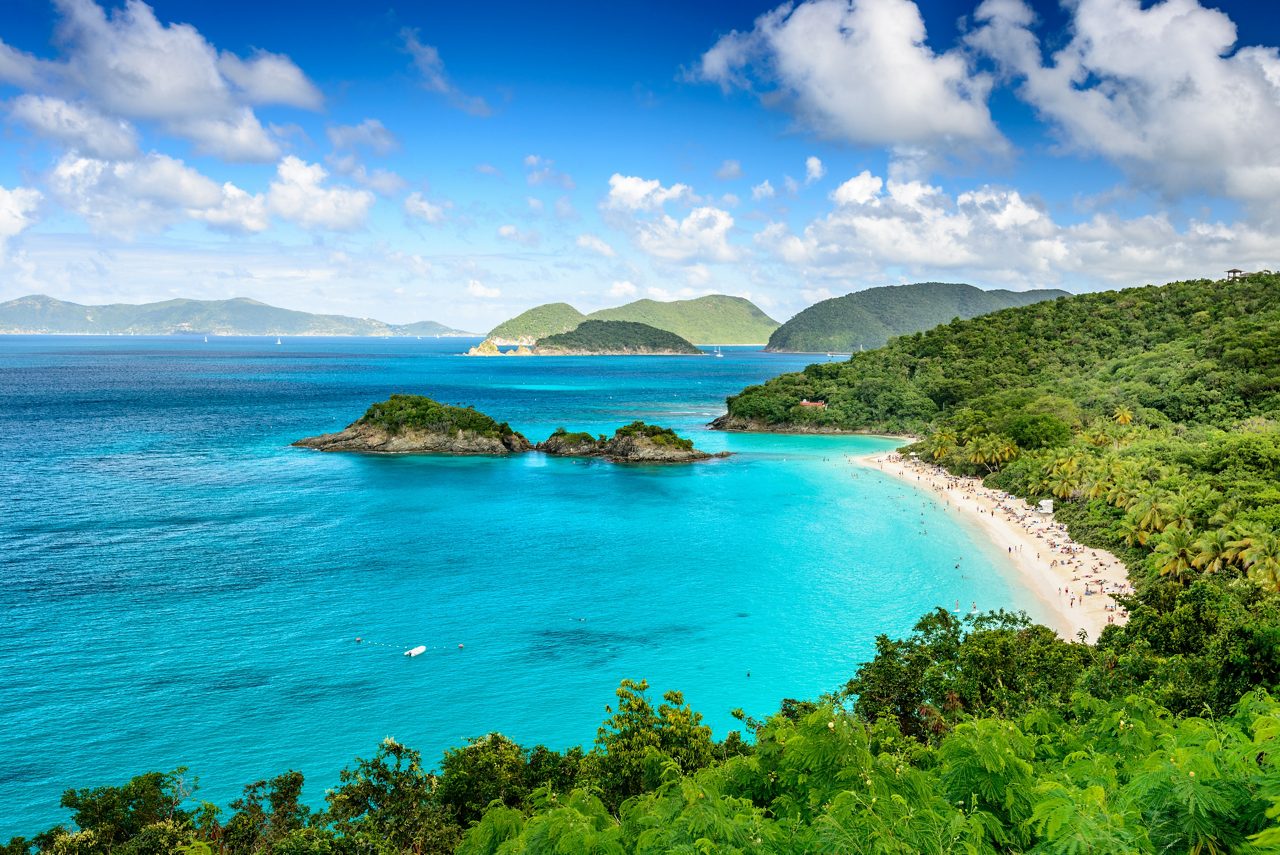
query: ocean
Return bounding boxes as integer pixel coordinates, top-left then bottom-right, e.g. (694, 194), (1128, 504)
(0, 336), (1047, 836)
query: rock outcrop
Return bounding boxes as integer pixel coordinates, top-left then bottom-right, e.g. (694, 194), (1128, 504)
(537, 423), (726, 463)
(294, 423), (532, 454)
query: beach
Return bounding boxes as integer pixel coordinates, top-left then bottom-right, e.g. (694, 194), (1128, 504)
(856, 450), (1131, 642)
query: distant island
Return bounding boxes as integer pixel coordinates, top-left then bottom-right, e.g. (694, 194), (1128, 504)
(0, 294), (476, 337)
(487, 294), (779, 345)
(764, 282), (1068, 353)
(467, 320), (703, 356)
(295, 395), (720, 462)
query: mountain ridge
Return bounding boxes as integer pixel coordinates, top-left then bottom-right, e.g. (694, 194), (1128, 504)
(0, 294), (475, 337)
(486, 294), (779, 345)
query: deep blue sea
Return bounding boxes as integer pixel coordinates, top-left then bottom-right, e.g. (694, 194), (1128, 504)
(0, 336), (1047, 837)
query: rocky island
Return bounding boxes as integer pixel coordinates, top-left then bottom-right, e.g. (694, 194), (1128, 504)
(538, 421), (725, 462)
(293, 394), (532, 454)
(464, 320), (703, 357)
(294, 397), (721, 463)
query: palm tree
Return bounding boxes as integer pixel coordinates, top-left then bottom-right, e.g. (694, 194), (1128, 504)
(1239, 529), (1280, 592)
(1113, 406), (1134, 426)
(1118, 512), (1152, 548)
(930, 429), (958, 463)
(1192, 528), (1236, 575)
(1152, 525), (1198, 582)
(1132, 493), (1172, 534)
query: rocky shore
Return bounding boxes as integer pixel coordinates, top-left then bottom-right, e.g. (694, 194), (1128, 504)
(292, 422), (533, 454)
(538, 429), (725, 463)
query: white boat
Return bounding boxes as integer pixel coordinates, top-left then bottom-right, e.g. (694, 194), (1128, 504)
(276, 337), (282, 345)
(203, 336), (208, 343)
(404, 645), (427, 657)
(714, 346), (724, 358)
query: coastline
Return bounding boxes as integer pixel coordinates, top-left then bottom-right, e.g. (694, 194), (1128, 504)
(854, 450), (1131, 642)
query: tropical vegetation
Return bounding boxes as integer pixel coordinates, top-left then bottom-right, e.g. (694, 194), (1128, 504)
(357, 395), (520, 440)
(487, 295), (779, 346)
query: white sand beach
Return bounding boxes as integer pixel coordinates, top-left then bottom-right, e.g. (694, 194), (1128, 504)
(855, 450), (1131, 642)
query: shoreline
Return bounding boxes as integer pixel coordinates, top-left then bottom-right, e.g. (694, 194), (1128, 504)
(854, 450), (1131, 642)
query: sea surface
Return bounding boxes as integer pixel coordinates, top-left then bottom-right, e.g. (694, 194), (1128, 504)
(0, 336), (1047, 836)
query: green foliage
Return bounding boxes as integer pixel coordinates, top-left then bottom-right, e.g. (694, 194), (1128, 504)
(610, 421), (694, 451)
(535, 320), (702, 354)
(765, 281), (1066, 353)
(357, 395), (517, 439)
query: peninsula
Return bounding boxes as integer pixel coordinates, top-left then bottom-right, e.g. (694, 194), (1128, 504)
(466, 320), (703, 356)
(486, 294), (779, 345)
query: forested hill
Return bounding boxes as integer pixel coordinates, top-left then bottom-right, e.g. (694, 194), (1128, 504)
(534, 320), (702, 354)
(726, 275), (1279, 434)
(486, 302), (586, 344)
(486, 294), (780, 345)
(764, 281), (1068, 352)
(0, 295), (473, 337)
(587, 295), (779, 344)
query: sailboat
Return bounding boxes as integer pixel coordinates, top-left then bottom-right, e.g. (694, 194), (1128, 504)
(203, 336), (208, 343)
(714, 346), (723, 358)
(276, 337), (282, 345)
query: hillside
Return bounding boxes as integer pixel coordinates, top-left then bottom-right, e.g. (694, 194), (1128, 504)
(534, 320), (702, 355)
(587, 294), (779, 344)
(765, 281), (1069, 352)
(486, 303), (585, 344)
(0, 294), (473, 337)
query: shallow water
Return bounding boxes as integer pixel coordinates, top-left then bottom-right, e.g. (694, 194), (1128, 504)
(0, 336), (1046, 836)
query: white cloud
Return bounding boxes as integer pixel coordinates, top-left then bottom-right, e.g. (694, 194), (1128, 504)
(327, 119), (397, 154)
(716, 159), (743, 180)
(805, 155), (826, 184)
(467, 278), (500, 298)
(609, 280), (638, 298)
(576, 233), (616, 257)
(475, 163), (500, 176)
(784, 175), (800, 195)
(527, 197), (544, 213)
(970, 0), (1280, 204)
(636, 206), (738, 263)
(9, 95), (138, 159)
(49, 152), (265, 236)
(698, 0), (1004, 154)
(831, 170), (883, 206)
(402, 28), (491, 116)
(217, 50), (323, 109)
(751, 180), (775, 200)
(267, 156), (374, 231)
(0, 185), (42, 250)
(404, 191), (447, 224)
(605, 174), (693, 211)
(4, 0), (321, 161)
(172, 107), (279, 162)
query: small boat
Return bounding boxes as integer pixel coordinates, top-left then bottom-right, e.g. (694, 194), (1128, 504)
(714, 346), (724, 358)
(276, 337), (282, 345)
(404, 645), (427, 657)
(203, 336), (208, 343)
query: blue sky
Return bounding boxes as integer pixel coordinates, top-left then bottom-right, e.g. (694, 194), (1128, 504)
(1, 0), (1278, 329)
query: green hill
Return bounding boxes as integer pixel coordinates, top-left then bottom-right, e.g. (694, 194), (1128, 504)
(765, 282), (1069, 352)
(587, 295), (779, 344)
(487, 302), (586, 344)
(535, 320), (702, 355)
(0, 294), (473, 336)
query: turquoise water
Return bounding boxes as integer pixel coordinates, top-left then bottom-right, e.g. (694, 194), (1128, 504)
(0, 337), (1046, 836)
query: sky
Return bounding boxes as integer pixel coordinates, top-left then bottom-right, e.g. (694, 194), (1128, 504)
(1, 0), (1279, 330)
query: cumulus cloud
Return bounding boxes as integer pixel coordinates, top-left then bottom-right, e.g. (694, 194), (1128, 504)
(402, 28), (491, 116)
(497, 223), (539, 246)
(404, 191), (447, 224)
(805, 156), (826, 184)
(605, 174), (694, 211)
(0, 0), (321, 162)
(698, 0), (1004, 154)
(576, 233), (616, 257)
(716, 159), (743, 180)
(751, 180), (775, 200)
(0, 185), (42, 250)
(267, 157), (374, 231)
(636, 207), (738, 263)
(756, 166), (1279, 287)
(9, 95), (138, 159)
(466, 278), (500, 298)
(49, 152), (266, 236)
(969, 0), (1280, 205)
